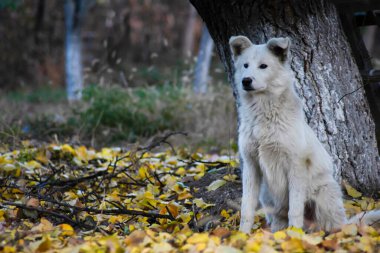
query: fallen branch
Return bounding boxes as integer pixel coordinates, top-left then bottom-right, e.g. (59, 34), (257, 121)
(1, 199), (175, 222)
(36, 170), (108, 188)
(0, 202), (89, 228)
(76, 206), (174, 220)
(138, 131), (188, 153)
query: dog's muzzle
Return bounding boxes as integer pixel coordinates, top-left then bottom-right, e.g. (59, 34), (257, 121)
(242, 77), (254, 91)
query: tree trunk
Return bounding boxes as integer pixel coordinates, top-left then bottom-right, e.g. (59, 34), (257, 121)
(182, 4), (197, 57)
(190, 0), (380, 195)
(193, 25), (214, 94)
(65, 0), (84, 102)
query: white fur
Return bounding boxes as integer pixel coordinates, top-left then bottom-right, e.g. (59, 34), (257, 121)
(230, 36), (349, 233)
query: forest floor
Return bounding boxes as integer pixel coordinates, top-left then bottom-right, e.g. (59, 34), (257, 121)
(1, 134), (379, 253)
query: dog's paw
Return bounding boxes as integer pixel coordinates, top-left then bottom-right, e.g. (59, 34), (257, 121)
(270, 221), (288, 232)
(239, 221), (253, 233)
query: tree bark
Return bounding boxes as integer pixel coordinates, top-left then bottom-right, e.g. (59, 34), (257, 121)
(190, 0), (380, 195)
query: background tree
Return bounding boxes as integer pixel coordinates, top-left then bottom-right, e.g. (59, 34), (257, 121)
(0, 1), (202, 89)
(182, 4), (197, 57)
(190, 0), (380, 194)
(193, 25), (214, 94)
(65, 0), (88, 101)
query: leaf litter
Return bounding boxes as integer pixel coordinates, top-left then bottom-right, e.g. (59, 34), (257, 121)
(0, 139), (379, 252)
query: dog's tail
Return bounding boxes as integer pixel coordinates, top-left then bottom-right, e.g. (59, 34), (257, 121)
(347, 210), (380, 226)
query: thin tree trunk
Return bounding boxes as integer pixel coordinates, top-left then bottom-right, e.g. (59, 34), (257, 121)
(193, 25), (214, 94)
(65, 0), (84, 102)
(182, 4), (197, 57)
(190, 0), (380, 195)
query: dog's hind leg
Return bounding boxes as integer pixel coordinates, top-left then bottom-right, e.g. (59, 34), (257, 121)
(239, 155), (262, 233)
(259, 180), (289, 231)
(314, 180), (346, 231)
(270, 214), (289, 232)
(259, 182), (274, 226)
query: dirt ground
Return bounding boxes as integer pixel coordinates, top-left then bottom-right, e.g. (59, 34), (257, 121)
(186, 167), (243, 231)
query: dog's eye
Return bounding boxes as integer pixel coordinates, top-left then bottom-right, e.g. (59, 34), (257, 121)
(259, 64), (268, 69)
(243, 63), (249, 68)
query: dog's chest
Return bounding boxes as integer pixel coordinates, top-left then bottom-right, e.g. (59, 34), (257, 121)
(240, 103), (305, 153)
(258, 141), (289, 196)
(240, 116), (293, 151)
(239, 110), (301, 197)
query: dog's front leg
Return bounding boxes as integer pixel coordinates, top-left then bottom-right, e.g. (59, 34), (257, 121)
(239, 156), (261, 233)
(288, 171), (307, 229)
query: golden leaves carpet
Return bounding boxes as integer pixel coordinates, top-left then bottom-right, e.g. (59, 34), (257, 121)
(0, 143), (379, 252)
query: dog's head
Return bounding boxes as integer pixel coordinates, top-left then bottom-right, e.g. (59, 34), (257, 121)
(229, 36), (293, 96)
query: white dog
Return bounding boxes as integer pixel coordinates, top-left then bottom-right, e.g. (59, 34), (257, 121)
(230, 35), (379, 233)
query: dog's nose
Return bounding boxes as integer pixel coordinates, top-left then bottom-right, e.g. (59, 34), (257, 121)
(242, 77), (253, 90)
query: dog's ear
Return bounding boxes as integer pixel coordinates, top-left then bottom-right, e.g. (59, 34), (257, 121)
(267, 37), (291, 62)
(229, 36), (253, 59)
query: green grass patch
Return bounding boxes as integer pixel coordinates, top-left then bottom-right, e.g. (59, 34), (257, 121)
(6, 86), (66, 103)
(77, 84), (185, 142)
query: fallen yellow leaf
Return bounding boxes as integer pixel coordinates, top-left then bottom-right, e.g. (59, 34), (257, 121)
(2, 246), (16, 253)
(24, 160), (42, 170)
(62, 144), (75, 155)
(281, 238), (303, 252)
(32, 218), (54, 232)
(125, 230), (146, 246)
(207, 179), (227, 191)
(343, 181), (362, 198)
(273, 230), (287, 241)
(36, 235), (52, 252)
(342, 224), (358, 236)
(59, 224), (75, 236)
(187, 233), (209, 244)
(193, 198), (215, 209)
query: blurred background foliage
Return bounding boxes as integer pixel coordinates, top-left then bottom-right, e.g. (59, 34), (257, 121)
(0, 0), (236, 150)
(0, 0), (208, 89)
